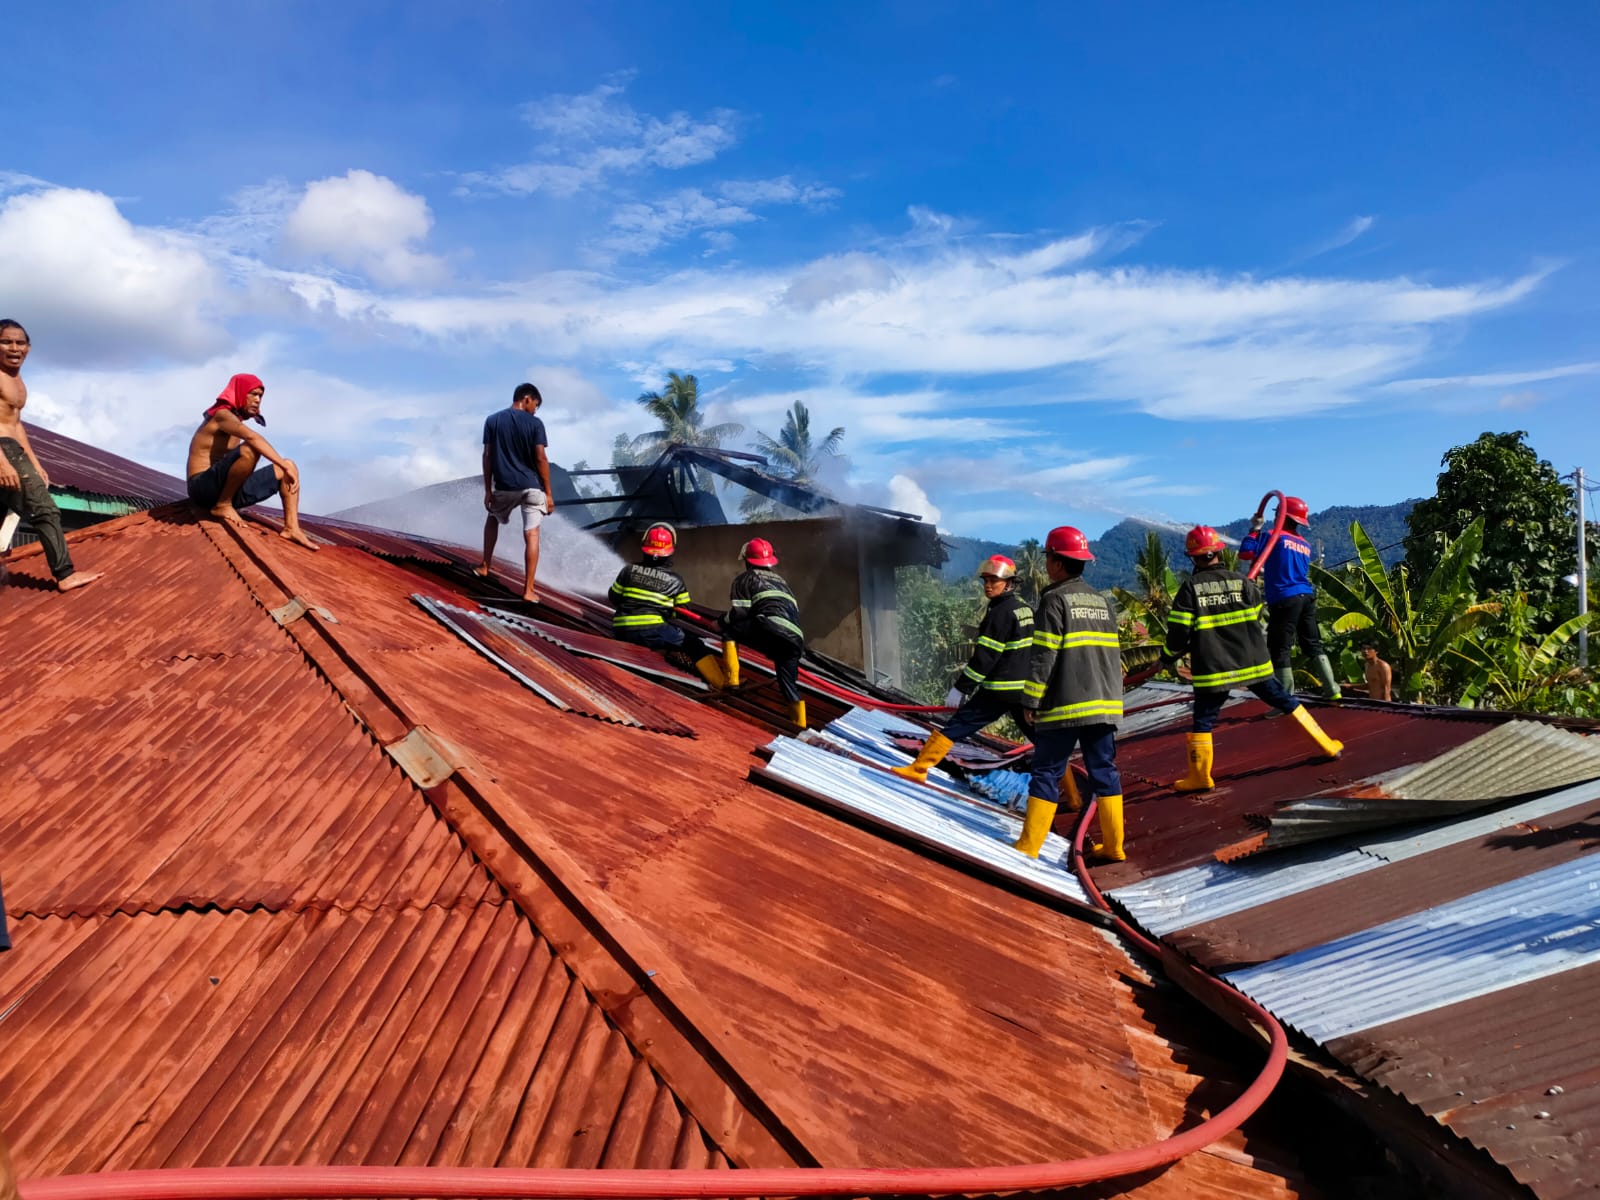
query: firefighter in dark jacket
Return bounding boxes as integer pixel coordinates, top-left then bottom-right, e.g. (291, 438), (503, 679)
(721, 537), (809, 728)
(893, 555), (1034, 784)
(608, 522), (726, 690)
(1162, 525), (1345, 792)
(1016, 527), (1127, 862)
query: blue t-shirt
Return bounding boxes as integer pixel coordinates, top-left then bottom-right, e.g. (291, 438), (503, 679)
(482, 407), (548, 492)
(1239, 529), (1316, 605)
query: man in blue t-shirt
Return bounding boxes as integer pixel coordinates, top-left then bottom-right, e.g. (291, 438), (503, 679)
(480, 382), (554, 601)
(1238, 494), (1342, 699)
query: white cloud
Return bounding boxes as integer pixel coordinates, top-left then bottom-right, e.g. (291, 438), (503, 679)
(0, 187), (229, 365)
(462, 78), (740, 198)
(1380, 361), (1600, 392)
(597, 189), (757, 257)
(1306, 215), (1375, 258)
(281, 170), (445, 287)
(718, 176), (840, 208)
(887, 474), (941, 525)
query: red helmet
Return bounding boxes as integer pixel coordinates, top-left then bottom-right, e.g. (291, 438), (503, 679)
(1044, 526), (1094, 561)
(976, 554), (1017, 580)
(1184, 525), (1226, 557)
(640, 523), (677, 558)
(740, 537), (778, 567)
(1284, 496), (1311, 526)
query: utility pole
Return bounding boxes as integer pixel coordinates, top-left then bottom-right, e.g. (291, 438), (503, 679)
(1579, 466), (1589, 670)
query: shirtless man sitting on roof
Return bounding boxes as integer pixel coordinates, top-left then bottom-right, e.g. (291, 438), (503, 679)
(0, 318), (101, 591)
(184, 373), (317, 550)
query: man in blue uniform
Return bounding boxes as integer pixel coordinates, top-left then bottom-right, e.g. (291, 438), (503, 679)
(893, 554), (1034, 784)
(1238, 495), (1342, 698)
(1164, 526), (1345, 791)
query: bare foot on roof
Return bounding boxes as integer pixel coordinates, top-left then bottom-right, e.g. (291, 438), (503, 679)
(280, 526), (320, 552)
(56, 571), (103, 592)
(472, 564), (492, 578)
(206, 504), (246, 528)
(521, 590), (538, 604)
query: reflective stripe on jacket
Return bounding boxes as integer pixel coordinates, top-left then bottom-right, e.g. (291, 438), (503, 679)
(609, 561), (691, 630)
(1164, 566), (1273, 692)
(957, 590), (1034, 694)
(725, 567), (805, 649)
(1022, 579), (1123, 728)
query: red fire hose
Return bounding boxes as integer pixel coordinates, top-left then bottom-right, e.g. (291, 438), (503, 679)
(1243, 490), (1287, 582)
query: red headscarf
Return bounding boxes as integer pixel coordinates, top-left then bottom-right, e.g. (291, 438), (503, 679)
(204, 373), (267, 426)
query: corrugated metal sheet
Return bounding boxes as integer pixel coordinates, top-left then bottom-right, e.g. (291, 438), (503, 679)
(30, 425), (188, 504)
(417, 596), (695, 737)
(1, 908), (726, 1174)
(489, 607), (707, 687)
(1110, 779), (1600, 937)
(1225, 854), (1600, 1042)
(1328, 961), (1600, 1199)
(755, 737), (1092, 908)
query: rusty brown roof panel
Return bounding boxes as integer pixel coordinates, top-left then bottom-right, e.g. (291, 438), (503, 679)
(418, 596), (695, 737)
(1327, 959), (1600, 1199)
(29, 425), (188, 504)
(0, 907), (724, 1175)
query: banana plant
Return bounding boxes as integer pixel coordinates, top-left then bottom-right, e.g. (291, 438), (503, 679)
(1312, 517), (1500, 702)
(1451, 592), (1596, 711)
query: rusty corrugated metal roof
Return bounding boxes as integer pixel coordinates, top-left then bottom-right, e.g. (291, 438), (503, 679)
(1, 504), (1329, 1198)
(29, 425), (188, 505)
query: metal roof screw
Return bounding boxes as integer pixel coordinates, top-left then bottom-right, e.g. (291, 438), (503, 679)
(209, 976), (220, 985)
(1547, 1086), (1565, 1096)
(1506, 1124), (1516, 1131)
(1535, 1111), (1552, 1120)
(1455, 1091), (1464, 1097)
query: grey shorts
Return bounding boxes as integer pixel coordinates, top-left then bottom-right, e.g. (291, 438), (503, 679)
(488, 488), (547, 529)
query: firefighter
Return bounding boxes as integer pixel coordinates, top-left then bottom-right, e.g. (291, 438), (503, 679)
(1238, 496), (1342, 698)
(893, 555), (1034, 783)
(1164, 526), (1344, 791)
(608, 523), (726, 690)
(721, 537), (809, 728)
(1015, 527), (1127, 863)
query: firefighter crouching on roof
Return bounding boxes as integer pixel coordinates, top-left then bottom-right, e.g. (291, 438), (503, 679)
(721, 537), (809, 729)
(1016, 527), (1128, 863)
(1162, 525), (1345, 792)
(893, 555), (1034, 784)
(608, 523), (727, 690)
(1238, 495), (1342, 699)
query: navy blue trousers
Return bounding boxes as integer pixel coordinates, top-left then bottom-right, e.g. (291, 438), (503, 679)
(1029, 723), (1121, 805)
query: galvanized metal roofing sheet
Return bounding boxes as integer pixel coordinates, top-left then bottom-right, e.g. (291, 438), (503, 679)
(1327, 960), (1600, 1199)
(489, 607), (706, 687)
(755, 737), (1091, 908)
(418, 596), (695, 737)
(1, 907), (726, 1175)
(1224, 854), (1600, 1043)
(1111, 779), (1600, 937)
(30, 425), (188, 504)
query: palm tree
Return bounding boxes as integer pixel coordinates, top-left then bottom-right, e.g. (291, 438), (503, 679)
(1014, 538), (1049, 607)
(1313, 517), (1500, 702)
(740, 401), (845, 520)
(1113, 531), (1182, 677)
(631, 372), (744, 490)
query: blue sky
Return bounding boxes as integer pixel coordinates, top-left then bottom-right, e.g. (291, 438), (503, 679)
(4, 1), (1597, 542)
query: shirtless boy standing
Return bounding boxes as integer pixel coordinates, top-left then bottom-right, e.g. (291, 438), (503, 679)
(184, 373), (317, 550)
(0, 319), (101, 591)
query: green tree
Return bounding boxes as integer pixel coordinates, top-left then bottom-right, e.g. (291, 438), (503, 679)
(1112, 531), (1180, 646)
(631, 372), (744, 490)
(1014, 539), (1049, 607)
(896, 567), (984, 702)
(1452, 592), (1597, 715)
(740, 401), (845, 520)
(610, 433), (650, 468)
(1405, 432), (1576, 623)
(1315, 517), (1500, 702)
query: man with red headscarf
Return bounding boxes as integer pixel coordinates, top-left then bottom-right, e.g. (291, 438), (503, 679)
(184, 374), (317, 550)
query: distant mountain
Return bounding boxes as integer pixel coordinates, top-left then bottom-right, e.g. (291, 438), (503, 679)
(940, 501), (1420, 592)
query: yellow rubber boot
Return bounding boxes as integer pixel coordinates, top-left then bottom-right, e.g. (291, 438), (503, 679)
(1090, 794), (1126, 862)
(693, 654), (727, 690)
(788, 698), (808, 730)
(1060, 767), (1084, 812)
(1013, 796), (1059, 859)
(1290, 704), (1344, 759)
(890, 732), (954, 783)
(722, 639), (740, 687)
(1172, 733), (1215, 793)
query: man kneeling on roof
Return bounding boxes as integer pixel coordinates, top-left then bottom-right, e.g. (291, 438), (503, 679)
(894, 554), (1034, 785)
(721, 537), (808, 728)
(184, 374), (317, 551)
(1161, 525), (1344, 794)
(1016, 527), (1128, 863)
(608, 522), (727, 690)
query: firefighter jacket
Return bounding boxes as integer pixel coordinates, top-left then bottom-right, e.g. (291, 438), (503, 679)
(1021, 578), (1124, 728)
(1238, 529), (1315, 605)
(955, 589), (1034, 696)
(1163, 566), (1273, 693)
(609, 560), (691, 631)
(724, 567), (805, 651)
